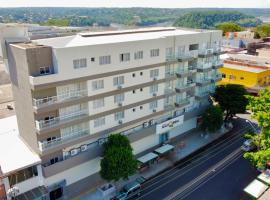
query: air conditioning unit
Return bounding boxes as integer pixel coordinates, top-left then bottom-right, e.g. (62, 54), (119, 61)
(118, 102), (123, 107)
(152, 93), (157, 97)
(149, 120), (155, 126)
(81, 145), (88, 152)
(153, 109), (157, 113)
(118, 120), (123, 125)
(143, 122), (149, 128)
(118, 85), (122, 89)
(70, 149), (79, 156)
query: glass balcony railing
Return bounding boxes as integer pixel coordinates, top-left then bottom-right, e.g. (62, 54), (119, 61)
(212, 60), (223, 69)
(198, 48), (214, 56)
(195, 91), (210, 98)
(175, 82), (196, 92)
(197, 63), (212, 70)
(38, 129), (90, 151)
(211, 74), (222, 82)
(166, 53), (195, 62)
(175, 98), (190, 107)
(33, 89), (88, 108)
(35, 109), (88, 130)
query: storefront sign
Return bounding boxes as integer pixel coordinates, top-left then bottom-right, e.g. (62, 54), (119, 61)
(156, 115), (184, 134)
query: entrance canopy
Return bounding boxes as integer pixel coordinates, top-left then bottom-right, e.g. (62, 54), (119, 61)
(137, 152), (158, 164)
(244, 179), (268, 199)
(154, 144), (174, 155)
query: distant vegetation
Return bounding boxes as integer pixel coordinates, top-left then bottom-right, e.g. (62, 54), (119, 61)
(255, 24), (270, 38)
(216, 22), (244, 35)
(0, 7), (268, 28)
(173, 11), (262, 29)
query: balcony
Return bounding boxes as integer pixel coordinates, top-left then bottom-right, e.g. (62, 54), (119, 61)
(195, 91), (210, 100)
(166, 53), (195, 62)
(211, 74), (222, 82)
(38, 129), (90, 151)
(175, 82), (196, 93)
(196, 78), (212, 86)
(35, 109), (88, 130)
(212, 60), (223, 69)
(174, 99), (190, 108)
(213, 47), (226, 55)
(198, 48), (214, 58)
(165, 72), (176, 79)
(33, 90), (88, 108)
(197, 63), (212, 72)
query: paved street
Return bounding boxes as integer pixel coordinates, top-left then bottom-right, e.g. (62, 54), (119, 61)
(137, 118), (259, 200)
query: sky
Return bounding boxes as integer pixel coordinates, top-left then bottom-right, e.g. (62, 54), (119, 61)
(0, 0), (270, 8)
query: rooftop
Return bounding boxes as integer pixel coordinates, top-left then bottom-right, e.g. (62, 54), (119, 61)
(0, 115), (40, 176)
(30, 27), (216, 48)
(223, 62), (269, 73)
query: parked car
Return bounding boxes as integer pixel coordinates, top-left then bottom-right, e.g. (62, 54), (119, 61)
(115, 181), (141, 200)
(241, 139), (256, 152)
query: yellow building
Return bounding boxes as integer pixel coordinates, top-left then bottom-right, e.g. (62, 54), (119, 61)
(219, 60), (270, 94)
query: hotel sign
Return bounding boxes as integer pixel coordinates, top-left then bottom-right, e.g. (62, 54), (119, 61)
(156, 115), (184, 134)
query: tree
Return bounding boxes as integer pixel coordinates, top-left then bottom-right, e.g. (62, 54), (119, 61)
(255, 24), (270, 39)
(216, 22), (243, 35)
(201, 106), (223, 133)
(244, 90), (270, 169)
(100, 134), (138, 182)
(213, 84), (248, 121)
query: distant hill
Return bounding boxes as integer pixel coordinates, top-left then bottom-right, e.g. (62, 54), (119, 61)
(0, 7), (268, 28)
(173, 11), (262, 29)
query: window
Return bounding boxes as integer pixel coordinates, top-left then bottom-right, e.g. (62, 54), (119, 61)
(150, 84), (158, 93)
(94, 117), (105, 127)
(133, 108), (136, 112)
(113, 76), (124, 86)
(114, 93), (125, 103)
(166, 47), (173, 57)
(229, 75), (236, 80)
(8, 166), (38, 186)
(134, 51), (143, 60)
(149, 101), (158, 109)
(140, 72), (143, 76)
(120, 53), (130, 62)
(99, 55), (111, 65)
(140, 106), (143, 110)
(222, 73), (226, 78)
(150, 69), (159, 78)
(132, 73), (136, 77)
(91, 57), (95, 62)
(92, 80), (104, 90)
(73, 58), (87, 69)
(189, 44), (199, 51)
(240, 77), (244, 80)
(133, 90), (136, 94)
(140, 88), (143, 92)
(50, 157), (59, 165)
(39, 66), (51, 75)
(115, 111), (124, 120)
(150, 49), (159, 57)
(93, 98), (104, 109)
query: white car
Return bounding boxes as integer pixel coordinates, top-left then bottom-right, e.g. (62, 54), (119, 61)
(241, 139), (256, 152)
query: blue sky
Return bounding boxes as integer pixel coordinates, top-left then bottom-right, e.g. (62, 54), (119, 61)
(0, 0), (269, 8)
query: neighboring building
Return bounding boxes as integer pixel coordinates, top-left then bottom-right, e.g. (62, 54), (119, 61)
(219, 54), (270, 94)
(222, 31), (257, 50)
(1, 26), (223, 199)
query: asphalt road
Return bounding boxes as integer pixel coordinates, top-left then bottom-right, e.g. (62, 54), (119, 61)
(137, 118), (259, 200)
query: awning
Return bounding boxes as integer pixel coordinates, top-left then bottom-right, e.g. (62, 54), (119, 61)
(16, 186), (47, 200)
(258, 171), (270, 185)
(137, 152), (158, 164)
(244, 179), (268, 199)
(154, 144), (174, 155)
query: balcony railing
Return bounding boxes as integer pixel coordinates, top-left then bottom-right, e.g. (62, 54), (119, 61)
(196, 78), (212, 86)
(166, 53), (195, 62)
(175, 82), (196, 93)
(33, 89), (88, 108)
(211, 74), (222, 82)
(198, 48), (214, 57)
(175, 98), (190, 107)
(195, 91), (210, 99)
(212, 60), (223, 69)
(35, 109), (88, 130)
(38, 129), (90, 151)
(197, 63), (212, 71)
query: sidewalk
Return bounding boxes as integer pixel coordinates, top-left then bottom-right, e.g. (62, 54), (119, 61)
(75, 125), (230, 200)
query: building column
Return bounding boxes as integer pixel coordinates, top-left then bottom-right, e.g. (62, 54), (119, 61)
(37, 164), (44, 186)
(2, 177), (11, 200)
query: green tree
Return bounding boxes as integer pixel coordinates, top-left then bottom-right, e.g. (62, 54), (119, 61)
(255, 24), (270, 39)
(43, 19), (70, 27)
(213, 84), (248, 121)
(100, 134), (138, 182)
(244, 90), (270, 169)
(216, 22), (243, 35)
(201, 106), (223, 133)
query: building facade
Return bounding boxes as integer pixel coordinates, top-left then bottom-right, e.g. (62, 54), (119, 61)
(4, 27), (223, 199)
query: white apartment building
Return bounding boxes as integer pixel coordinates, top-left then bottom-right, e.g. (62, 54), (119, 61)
(1, 26), (223, 199)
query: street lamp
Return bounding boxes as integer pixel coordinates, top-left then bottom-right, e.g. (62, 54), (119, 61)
(245, 119), (260, 134)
